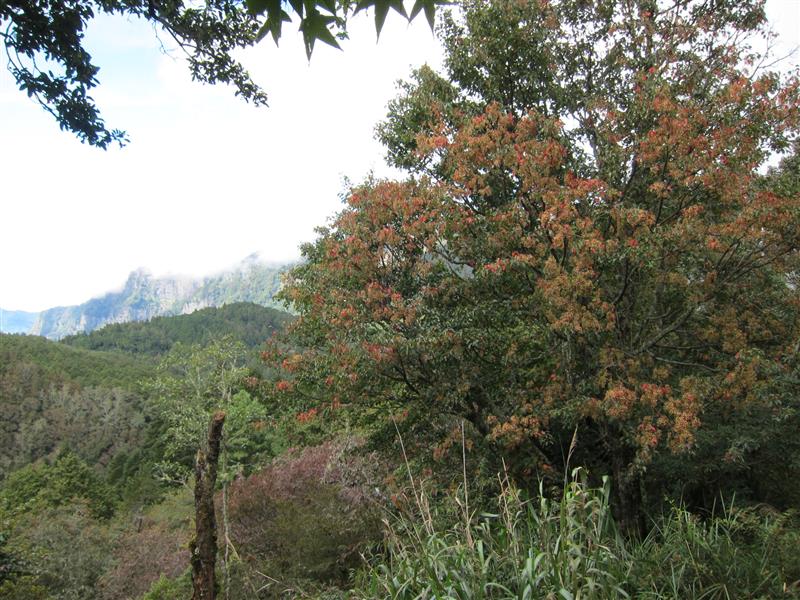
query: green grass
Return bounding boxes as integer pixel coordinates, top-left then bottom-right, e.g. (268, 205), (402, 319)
(350, 470), (800, 600)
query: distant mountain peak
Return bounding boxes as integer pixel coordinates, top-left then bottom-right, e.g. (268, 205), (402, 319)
(123, 268), (154, 287)
(242, 252), (263, 265)
(26, 259), (292, 339)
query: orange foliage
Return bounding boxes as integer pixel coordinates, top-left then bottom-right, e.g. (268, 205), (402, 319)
(263, 0), (800, 508)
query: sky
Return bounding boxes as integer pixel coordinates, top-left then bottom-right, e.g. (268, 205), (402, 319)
(1, 1), (799, 312)
(0, 10), (444, 311)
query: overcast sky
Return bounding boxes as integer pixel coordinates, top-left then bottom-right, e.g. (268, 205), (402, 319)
(1, 1), (798, 312)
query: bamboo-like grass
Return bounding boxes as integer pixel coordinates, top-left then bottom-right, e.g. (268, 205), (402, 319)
(352, 468), (800, 600)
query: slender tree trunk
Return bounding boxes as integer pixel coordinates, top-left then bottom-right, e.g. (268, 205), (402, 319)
(610, 448), (644, 537)
(222, 448), (231, 600)
(191, 411), (226, 600)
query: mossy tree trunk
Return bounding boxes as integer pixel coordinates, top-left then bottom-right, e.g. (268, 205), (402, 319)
(190, 411), (226, 600)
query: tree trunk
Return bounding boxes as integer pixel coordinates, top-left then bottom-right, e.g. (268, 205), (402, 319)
(610, 448), (644, 537)
(190, 411), (226, 600)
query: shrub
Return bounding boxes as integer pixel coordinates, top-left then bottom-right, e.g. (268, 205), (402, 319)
(226, 439), (383, 596)
(98, 489), (192, 600)
(7, 502), (114, 600)
(0, 576), (50, 600)
(631, 505), (800, 599)
(1, 451), (117, 519)
(140, 572), (192, 600)
(358, 469), (629, 599)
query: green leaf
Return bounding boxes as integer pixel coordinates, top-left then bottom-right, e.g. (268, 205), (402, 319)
(257, 8), (292, 44)
(356, 0), (408, 39)
(288, 0), (305, 18)
(423, 0), (436, 29)
(409, 0), (447, 29)
(252, 0), (291, 43)
(299, 8), (342, 59)
(245, 0), (271, 16)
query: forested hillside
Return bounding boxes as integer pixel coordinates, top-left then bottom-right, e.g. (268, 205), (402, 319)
(0, 334), (151, 474)
(62, 303), (293, 356)
(0, 303), (293, 477)
(0, 334), (151, 390)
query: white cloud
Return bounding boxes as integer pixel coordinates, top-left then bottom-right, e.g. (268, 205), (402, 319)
(0, 11), (442, 311)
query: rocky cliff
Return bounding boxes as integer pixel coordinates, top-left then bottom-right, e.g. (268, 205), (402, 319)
(27, 257), (291, 339)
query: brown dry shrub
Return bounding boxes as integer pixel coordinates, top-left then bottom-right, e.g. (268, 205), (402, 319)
(226, 438), (383, 592)
(98, 490), (192, 600)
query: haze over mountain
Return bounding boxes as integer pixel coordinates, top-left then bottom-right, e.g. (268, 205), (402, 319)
(1, 254), (292, 339)
(0, 309), (39, 334)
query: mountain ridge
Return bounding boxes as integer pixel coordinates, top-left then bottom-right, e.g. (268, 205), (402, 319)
(2, 256), (293, 339)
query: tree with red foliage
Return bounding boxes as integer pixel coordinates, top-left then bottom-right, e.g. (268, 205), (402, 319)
(266, 0), (800, 530)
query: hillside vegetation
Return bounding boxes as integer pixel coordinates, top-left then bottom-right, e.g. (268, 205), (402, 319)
(0, 334), (151, 474)
(0, 302), (293, 477)
(62, 303), (293, 356)
(0, 334), (151, 390)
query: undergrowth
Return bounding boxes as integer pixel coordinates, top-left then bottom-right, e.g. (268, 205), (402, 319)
(350, 469), (800, 600)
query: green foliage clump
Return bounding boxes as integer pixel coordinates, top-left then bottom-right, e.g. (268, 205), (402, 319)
(148, 337), (277, 483)
(0, 577), (50, 600)
(140, 573), (192, 600)
(1, 452), (116, 519)
(3, 502), (115, 600)
(764, 142), (800, 199)
(0, 532), (21, 580)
